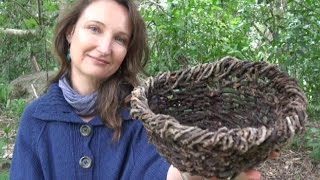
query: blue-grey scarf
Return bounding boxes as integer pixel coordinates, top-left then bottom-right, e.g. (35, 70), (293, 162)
(58, 74), (98, 116)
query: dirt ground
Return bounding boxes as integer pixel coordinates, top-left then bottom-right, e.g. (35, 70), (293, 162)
(0, 115), (319, 179)
(257, 121), (320, 180)
(258, 149), (320, 180)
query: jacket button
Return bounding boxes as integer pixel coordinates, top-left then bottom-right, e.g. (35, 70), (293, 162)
(79, 156), (92, 168)
(80, 125), (92, 136)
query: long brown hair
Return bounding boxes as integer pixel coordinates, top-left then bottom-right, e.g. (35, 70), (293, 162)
(51, 0), (149, 140)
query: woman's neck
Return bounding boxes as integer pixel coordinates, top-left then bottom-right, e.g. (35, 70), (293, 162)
(81, 115), (95, 122)
(70, 72), (99, 96)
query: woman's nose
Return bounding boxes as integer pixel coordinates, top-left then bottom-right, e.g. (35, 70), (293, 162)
(97, 36), (112, 55)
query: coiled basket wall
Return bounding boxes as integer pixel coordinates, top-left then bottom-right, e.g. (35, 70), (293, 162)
(130, 57), (308, 179)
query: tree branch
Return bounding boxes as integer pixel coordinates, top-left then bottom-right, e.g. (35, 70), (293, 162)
(12, 1), (40, 25)
(140, 0), (167, 13)
(252, 23), (273, 43)
(37, 0), (43, 26)
(0, 28), (36, 36)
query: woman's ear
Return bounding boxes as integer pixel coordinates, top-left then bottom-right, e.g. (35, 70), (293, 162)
(66, 26), (75, 43)
(66, 34), (71, 43)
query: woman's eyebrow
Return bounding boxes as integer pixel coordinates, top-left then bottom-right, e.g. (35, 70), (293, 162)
(86, 20), (131, 37)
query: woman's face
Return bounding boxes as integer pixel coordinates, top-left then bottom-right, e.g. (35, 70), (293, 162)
(67, 0), (131, 82)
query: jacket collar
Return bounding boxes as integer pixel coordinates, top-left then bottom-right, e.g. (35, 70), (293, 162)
(32, 83), (132, 126)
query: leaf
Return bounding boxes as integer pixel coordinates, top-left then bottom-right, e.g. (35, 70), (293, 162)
(43, 1), (59, 13)
(210, 4), (223, 12)
(0, 15), (6, 26)
(23, 18), (38, 29)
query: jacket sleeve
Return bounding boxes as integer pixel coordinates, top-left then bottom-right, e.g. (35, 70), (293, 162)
(131, 123), (170, 180)
(10, 103), (44, 180)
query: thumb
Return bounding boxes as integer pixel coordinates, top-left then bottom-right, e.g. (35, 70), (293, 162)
(234, 170), (261, 180)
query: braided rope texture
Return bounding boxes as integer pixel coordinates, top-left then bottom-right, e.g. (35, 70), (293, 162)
(130, 56), (308, 179)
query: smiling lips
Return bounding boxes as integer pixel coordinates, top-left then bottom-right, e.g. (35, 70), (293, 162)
(88, 54), (109, 65)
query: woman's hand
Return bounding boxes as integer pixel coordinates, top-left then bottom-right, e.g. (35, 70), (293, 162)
(168, 151), (280, 180)
(216, 151), (281, 180)
(168, 167), (262, 180)
(233, 169), (261, 180)
(181, 170), (262, 180)
(225, 151), (281, 180)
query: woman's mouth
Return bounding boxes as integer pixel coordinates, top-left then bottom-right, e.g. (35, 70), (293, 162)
(88, 55), (109, 65)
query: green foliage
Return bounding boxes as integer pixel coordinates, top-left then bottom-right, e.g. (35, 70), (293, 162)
(141, 0), (320, 118)
(291, 134), (304, 151)
(0, 139), (6, 155)
(0, 171), (9, 180)
(0, 81), (10, 107)
(305, 127), (320, 161)
(23, 18), (38, 29)
(0, 0), (59, 82)
(141, 0), (254, 74)
(239, 1), (320, 119)
(291, 127), (320, 161)
(0, 79), (26, 123)
(0, 131), (11, 180)
(0, 80), (27, 118)
(5, 99), (27, 118)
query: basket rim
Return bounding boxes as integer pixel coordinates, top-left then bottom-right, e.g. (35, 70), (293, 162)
(130, 56), (308, 153)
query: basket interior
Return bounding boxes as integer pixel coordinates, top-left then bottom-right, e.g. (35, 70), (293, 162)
(147, 63), (289, 131)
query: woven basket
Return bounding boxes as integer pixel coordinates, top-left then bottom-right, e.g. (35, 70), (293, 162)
(130, 56), (307, 179)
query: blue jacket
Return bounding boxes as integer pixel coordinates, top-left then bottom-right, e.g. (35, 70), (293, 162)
(10, 83), (170, 180)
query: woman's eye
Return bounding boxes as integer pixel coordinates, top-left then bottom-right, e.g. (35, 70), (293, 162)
(115, 36), (127, 45)
(89, 26), (101, 33)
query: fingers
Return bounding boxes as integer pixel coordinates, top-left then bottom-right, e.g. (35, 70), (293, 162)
(208, 151), (280, 180)
(230, 150), (280, 180)
(269, 150), (280, 160)
(234, 170), (261, 180)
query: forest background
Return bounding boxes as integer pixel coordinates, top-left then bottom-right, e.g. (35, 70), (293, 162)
(0, 0), (319, 179)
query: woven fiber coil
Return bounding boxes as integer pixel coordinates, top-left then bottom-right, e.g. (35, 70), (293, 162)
(130, 56), (308, 179)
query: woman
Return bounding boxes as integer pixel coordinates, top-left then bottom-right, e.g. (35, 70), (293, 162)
(10, 0), (266, 179)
